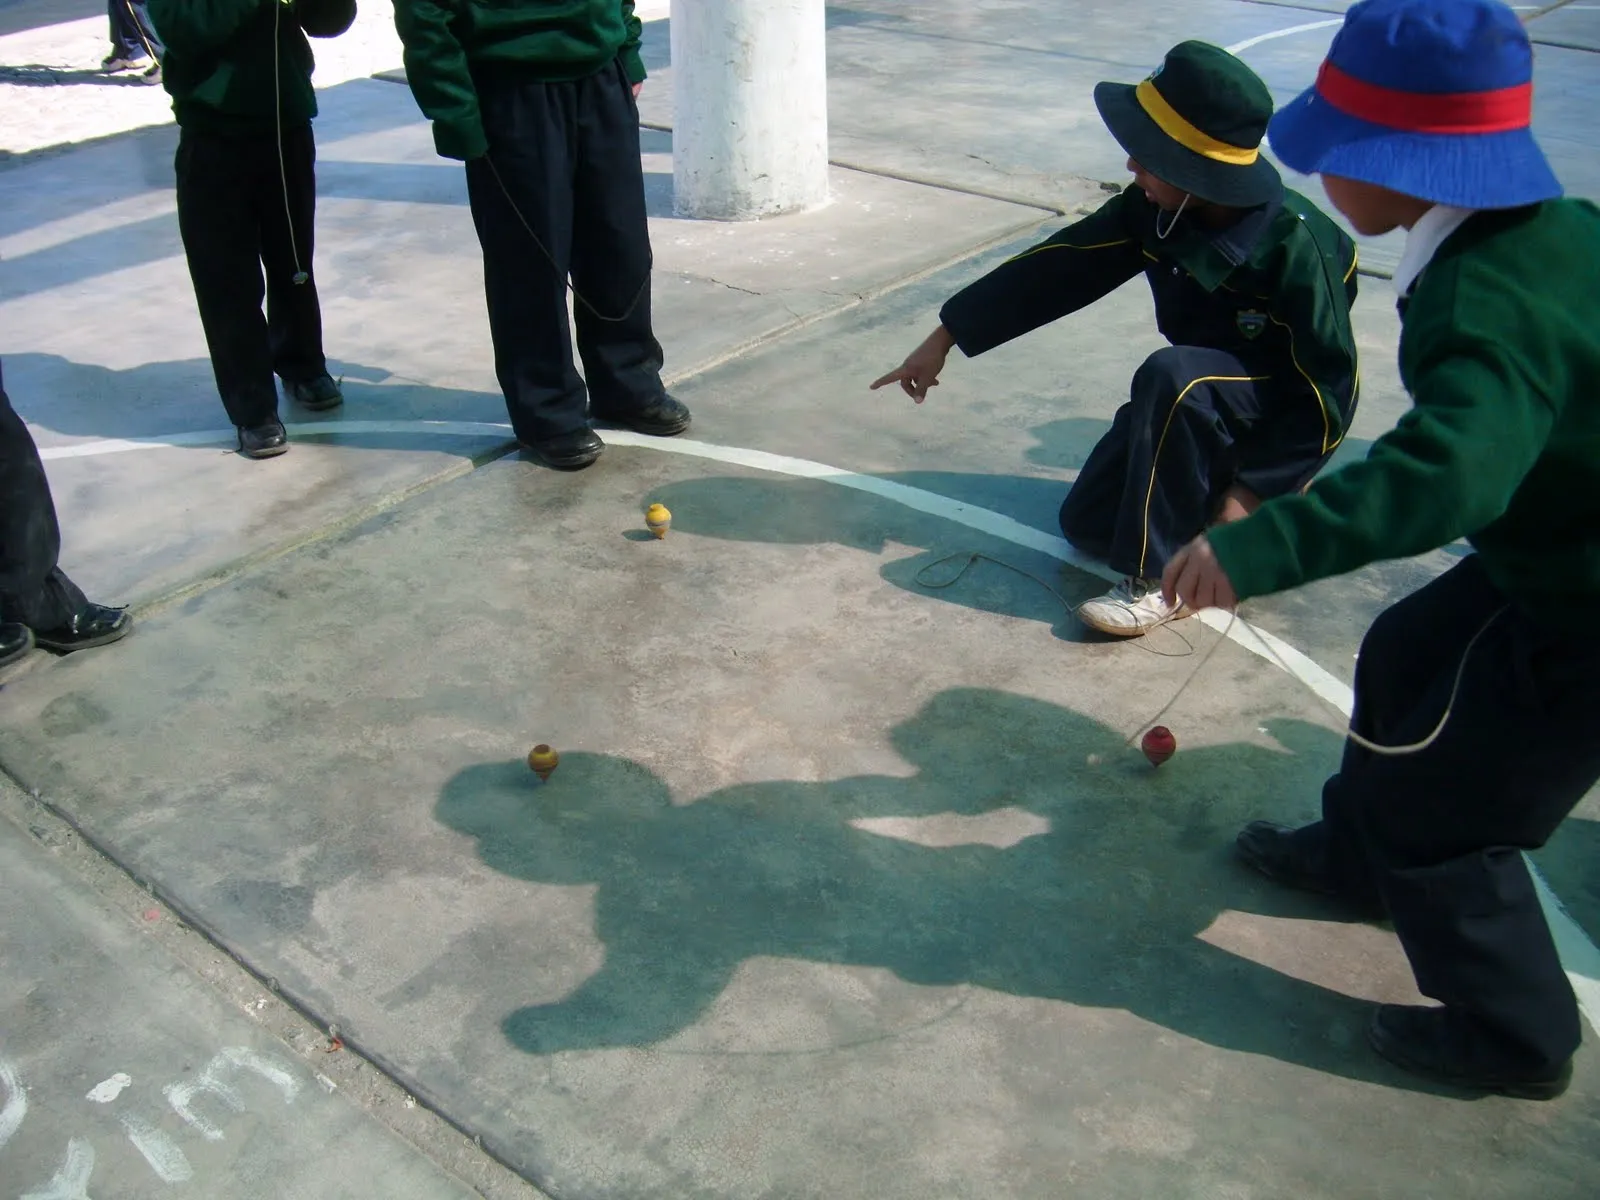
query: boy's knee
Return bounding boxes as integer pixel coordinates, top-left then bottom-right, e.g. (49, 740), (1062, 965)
(1131, 347), (1192, 401)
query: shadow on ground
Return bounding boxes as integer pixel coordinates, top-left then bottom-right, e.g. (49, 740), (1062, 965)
(437, 688), (1466, 1096)
(0, 116), (665, 304)
(4, 351), (510, 443)
(644, 470), (1114, 639)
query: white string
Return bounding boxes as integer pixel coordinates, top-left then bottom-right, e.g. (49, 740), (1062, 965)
(1155, 192), (1191, 241)
(124, 0), (158, 65)
(1124, 607), (1234, 744)
(1127, 600), (1510, 757)
(484, 154), (652, 324)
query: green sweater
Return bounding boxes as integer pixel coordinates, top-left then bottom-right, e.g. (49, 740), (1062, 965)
(1209, 199), (1600, 629)
(393, 0), (647, 161)
(151, 0), (356, 134)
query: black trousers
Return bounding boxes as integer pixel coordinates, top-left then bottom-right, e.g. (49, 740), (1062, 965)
(464, 57), (666, 444)
(1294, 556), (1600, 1072)
(108, 0), (162, 59)
(1059, 346), (1319, 581)
(175, 124), (327, 428)
(0, 366), (88, 630)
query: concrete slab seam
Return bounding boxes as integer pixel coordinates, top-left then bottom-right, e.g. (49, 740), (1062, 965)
(32, 418), (1600, 1034)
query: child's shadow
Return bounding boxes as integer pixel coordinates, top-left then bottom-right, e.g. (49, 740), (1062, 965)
(436, 689), (1446, 1094)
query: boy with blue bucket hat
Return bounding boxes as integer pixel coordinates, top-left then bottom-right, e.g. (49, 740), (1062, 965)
(1163, 0), (1600, 1097)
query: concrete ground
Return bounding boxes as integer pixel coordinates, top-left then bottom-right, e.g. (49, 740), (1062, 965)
(2, 2), (1599, 1198)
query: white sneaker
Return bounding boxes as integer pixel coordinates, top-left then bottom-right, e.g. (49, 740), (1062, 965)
(1075, 577), (1190, 637)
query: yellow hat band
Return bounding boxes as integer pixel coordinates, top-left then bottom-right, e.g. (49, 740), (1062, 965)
(1134, 79), (1261, 166)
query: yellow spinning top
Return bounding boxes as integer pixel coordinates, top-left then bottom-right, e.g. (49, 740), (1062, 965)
(528, 744), (559, 782)
(645, 503), (671, 538)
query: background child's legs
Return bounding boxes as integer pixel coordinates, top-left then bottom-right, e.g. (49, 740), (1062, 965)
(105, 0), (160, 64)
(464, 68), (588, 445)
(0, 375), (89, 630)
(1324, 557), (1600, 1071)
(175, 130), (279, 429)
(1059, 345), (1266, 581)
(261, 124), (328, 389)
(570, 59), (667, 417)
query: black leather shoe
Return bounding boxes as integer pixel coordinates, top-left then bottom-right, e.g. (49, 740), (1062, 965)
(1369, 1005), (1573, 1100)
(1235, 821), (1340, 892)
(593, 394), (691, 437)
(284, 373), (343, 411)
(238, 418), (288, 458)
(1236, 820), (1391, 920)
(33, 604), (131, 653)
(0, 622), (34, 668)
(529, 429), (604, 469)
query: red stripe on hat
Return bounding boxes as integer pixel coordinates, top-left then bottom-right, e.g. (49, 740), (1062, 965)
(1314, 60), (1531, 133)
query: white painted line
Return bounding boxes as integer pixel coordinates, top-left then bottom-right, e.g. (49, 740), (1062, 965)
(1530, 867), (1600, 1032)
(119, 1112), (195, 1183)
(32, 418), (1356, 711)
(34, 419), (1600, 1031)
(1226, 19), (1342, 55)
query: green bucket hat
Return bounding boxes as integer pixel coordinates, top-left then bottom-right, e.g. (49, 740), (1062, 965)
(1094, 41), (1282, 207)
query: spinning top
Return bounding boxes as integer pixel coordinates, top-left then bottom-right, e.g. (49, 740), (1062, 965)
(1141, 726), (1177, 767)
(528, 744), (559, 782)
(645, 503), (671, 539)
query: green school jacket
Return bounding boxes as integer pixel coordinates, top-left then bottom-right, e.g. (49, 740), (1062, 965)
(392, 0), (647, 161)
(1209, 199), (1600, 629)
(151, 0), (356, 134)
(939, 184), (1361, 500)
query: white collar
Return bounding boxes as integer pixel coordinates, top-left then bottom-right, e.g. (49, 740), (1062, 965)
(1393, 204), (1476, 298)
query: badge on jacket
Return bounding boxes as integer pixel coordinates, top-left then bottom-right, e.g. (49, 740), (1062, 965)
(1236, 309), (1267, 339)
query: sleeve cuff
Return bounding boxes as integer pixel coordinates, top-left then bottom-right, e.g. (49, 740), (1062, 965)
(622, 48), (647, 85)
(1207, 510), (1301, 603)
(433, 118), (488, 162)
(936, 298), (979, 358)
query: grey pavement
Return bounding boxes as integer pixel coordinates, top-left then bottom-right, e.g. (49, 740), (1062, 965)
(0, 777), (529, 1199)
(2, 2), (1599, 1198)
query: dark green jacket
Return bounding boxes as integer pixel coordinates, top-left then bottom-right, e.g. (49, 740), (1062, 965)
(940, 185), (1361, 499)
(1210, 199), (1600, 629)
(393, 0), (647, 161)
(151, 0), (356, 134)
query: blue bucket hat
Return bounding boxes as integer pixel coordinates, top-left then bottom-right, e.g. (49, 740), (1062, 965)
(1266, 0), (1562, 210)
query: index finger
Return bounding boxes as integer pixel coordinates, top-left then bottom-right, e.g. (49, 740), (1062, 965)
(869, 369), (905, 390)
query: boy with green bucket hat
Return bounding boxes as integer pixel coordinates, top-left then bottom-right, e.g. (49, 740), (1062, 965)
(1164, 0), (1600, 1098)
(873, 41), (1360, 639)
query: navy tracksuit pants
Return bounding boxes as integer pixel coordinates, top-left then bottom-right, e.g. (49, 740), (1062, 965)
(463, 56), (666, 444)
(1292, 556), (1600, 1073)
(1059, 345), (1323, 581)
(0, 363), (88, 631)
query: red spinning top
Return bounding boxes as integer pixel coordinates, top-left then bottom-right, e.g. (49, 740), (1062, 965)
(1141, 726), (1177, 767)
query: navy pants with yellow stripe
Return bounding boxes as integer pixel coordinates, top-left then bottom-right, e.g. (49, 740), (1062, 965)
(1059, 345), (1316, 581)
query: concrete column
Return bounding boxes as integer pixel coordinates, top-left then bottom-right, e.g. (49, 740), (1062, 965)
(670, 0), (830, 220)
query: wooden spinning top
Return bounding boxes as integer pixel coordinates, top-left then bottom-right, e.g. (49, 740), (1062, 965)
(645, 503), (671, 539)
(528, 744), (559, 781)
(1141, 726), (1177, 767)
